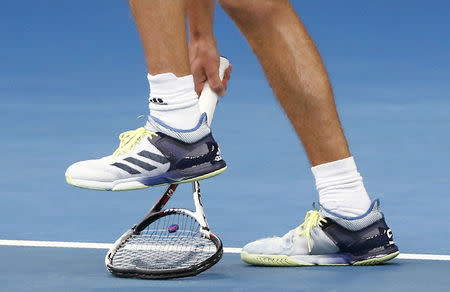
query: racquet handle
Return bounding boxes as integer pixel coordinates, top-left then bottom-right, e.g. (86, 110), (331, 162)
(198, 57), (230, 127)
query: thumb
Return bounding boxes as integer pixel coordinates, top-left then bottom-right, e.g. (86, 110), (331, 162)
(206, 67), (225, 97)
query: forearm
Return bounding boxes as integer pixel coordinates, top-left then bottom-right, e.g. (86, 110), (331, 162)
(188, 0), (215, 40)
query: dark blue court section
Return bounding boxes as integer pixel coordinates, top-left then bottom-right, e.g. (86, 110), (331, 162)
(0, 246), (449, 292)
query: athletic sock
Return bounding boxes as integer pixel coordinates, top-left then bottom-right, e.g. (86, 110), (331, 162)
(144, 73), (210, 143)
(311, 156), (372, 217)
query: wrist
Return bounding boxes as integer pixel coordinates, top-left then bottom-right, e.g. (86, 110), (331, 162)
(189, 37), (219, 60)
(189, 30), (215, 43)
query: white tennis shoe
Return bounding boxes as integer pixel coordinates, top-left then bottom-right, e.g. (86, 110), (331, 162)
(65, 126), (226, 191)
(241, 200), (399, 266)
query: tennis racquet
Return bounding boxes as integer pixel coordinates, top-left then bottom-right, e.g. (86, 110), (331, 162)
(105, 182), (222, 279)
(105, 57), (230, 279)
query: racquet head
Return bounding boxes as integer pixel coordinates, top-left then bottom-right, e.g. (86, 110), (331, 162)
(105, 183), (223, 279)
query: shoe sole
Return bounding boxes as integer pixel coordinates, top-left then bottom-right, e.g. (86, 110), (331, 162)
(66, 166), (227, 191)
(240, 250), (400, 266)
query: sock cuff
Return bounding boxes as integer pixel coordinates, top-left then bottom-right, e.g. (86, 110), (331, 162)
(311, 156), (357, 180)
(312, 156), (372, 217)
(147, 73), (195, 97)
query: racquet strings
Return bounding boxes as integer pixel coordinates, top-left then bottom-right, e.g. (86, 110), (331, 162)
(111, 213), (217, 270)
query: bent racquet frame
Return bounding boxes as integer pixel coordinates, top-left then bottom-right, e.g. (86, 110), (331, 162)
(105, 182), (223, 279)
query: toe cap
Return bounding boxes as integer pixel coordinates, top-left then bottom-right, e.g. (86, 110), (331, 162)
(65, 159), (120, 182)
(242, 237), (286, 255)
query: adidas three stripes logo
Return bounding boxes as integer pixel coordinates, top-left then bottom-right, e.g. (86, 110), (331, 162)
(111, 151), (169, 175)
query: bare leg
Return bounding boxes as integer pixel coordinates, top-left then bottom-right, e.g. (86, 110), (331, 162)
(218, 0), (372, 217)
(129, 0), (190, 76)
(217, 3), (398, 264)
(129, 0), (211, 141)
(219, 0), (350, 166)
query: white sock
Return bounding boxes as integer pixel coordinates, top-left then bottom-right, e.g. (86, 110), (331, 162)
(311, 156), (372, 217)
(145, 73), (210, 143)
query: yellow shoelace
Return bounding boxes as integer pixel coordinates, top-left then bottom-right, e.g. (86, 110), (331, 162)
(112, 127), (157, 157)
(296, 210), (328, 253)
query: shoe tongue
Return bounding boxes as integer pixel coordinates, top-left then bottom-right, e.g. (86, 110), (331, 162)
(144, 119), (159, 133)
(318, 208), (329, 219)
(372, 199), (380, 210)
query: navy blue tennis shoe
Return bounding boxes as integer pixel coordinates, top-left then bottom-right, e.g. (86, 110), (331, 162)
(65, 127), (226, 191)
(241, 199), (399, 266)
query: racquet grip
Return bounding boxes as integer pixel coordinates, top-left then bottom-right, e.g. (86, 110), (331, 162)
(198, 57), (230, 127)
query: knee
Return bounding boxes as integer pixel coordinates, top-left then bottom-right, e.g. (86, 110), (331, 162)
(218, 0), (286, 19)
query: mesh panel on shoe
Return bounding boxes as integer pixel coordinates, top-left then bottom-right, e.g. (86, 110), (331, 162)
(320, 203), (383, 231)
(145, 116), (211, 144)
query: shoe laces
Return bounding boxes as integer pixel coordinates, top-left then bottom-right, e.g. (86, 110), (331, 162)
(296, 210), (327, 253)
(112, 127), (157, 157)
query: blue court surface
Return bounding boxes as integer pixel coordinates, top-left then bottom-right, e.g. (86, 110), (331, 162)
(1, 1), (450, 291)
(1, 96), (449, 291)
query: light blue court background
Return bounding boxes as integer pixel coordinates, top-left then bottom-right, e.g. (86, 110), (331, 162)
(0, 1), (449, 291)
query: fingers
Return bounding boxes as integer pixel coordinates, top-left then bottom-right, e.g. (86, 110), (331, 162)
(221, 65), (232, 93)
(201, 63), (232, 97)
(193, 69), (207, 96)
(205, 64), (225, 97)
(193, 59), (231, 97)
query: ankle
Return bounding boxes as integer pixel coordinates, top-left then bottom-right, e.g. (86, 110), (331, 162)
(312, 156), (372, 217)
(146, 73), (210, 143)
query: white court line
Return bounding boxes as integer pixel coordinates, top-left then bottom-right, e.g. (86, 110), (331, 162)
(0, 239), (449, 261)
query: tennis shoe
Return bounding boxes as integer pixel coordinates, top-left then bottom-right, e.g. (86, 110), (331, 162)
(65, 126), (226, 191)
(241, 200), (399, 266)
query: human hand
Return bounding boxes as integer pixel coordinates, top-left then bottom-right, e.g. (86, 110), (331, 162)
(189, 37), (232, 97)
